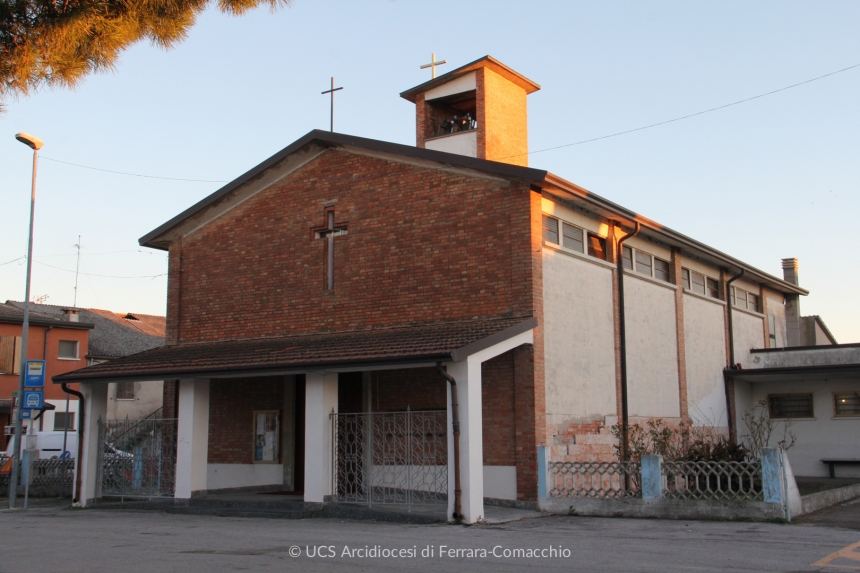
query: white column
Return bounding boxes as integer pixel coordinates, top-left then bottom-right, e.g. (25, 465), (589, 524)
(175, 378), (210, 500)
(304, 372), (338, 503)
(77, 382), (107, 507)
(446, 356), (484, 524)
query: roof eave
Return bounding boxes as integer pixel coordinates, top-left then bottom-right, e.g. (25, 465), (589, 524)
(400, 55), (541, 103)
(53, 353), (456, 384)
(138, 130), (547, 250)
(539, 173), (810, 297)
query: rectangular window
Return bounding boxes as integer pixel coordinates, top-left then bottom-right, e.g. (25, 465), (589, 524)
(587, 233), (607, 261)
(622, 246), (633, 270)
(834, 393), (860, 417)
(654, 258), (670, 282)
(116, 382), (135, 400)
(0, 335), (22, 374)
(635, 251), (652, 277)
(707, 278), (719, 299)
(768, 394), (814, 419)
(57, 340), (79, 360)
(53, 412), (76, 431)
(542, 216), (559, 244)
(681, 269), (691, 290)
(692, 272), (706, 295)
(747, 293), (758, 312)
(736, 288), (748, 309)
(562, 222), (584, 253)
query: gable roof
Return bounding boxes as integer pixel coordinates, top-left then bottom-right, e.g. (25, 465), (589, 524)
(138, 130), (546, 251)
(137, 129), (808, 297)
(53, 316), (537, 383)
(0, 302), (94, 330)
(399, 55), (541, 103)
(5, 301), (164, 360)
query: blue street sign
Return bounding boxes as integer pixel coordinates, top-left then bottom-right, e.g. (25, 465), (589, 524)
(25, 360), (46, 387)
(22, 390), (43, 410)
(21, 409), (32, 419)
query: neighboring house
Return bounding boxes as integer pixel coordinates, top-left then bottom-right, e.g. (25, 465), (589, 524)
(5, 302), (165, 431)
(728, 271), (859, 478)
(56, 56), (857, 520)
(0, 303), (93, 450)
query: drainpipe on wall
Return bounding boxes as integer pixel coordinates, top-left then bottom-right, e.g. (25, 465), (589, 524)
(61, 383), (84, 504)
(724, 268), (745, 443)
(616, 221), (640, 462)
(436, 362), (462, 523)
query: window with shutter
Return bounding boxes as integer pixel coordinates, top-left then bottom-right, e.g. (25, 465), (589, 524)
(542, 216), (559, 244)
(0, 336), (21, 374)
(654, 258), (670, 282)
(768, 394), (813, 418)
(562, 222), (584, 253)
(621, 246), (633, 270)
(587, 233), (607, 260)
(634, 251), (652, 276)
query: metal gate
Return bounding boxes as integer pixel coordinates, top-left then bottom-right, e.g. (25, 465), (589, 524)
(332, 410), (447, 506)
(97, 418), (177, 500)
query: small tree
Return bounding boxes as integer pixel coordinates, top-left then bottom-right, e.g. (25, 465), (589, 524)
(740, 400), (796, 459)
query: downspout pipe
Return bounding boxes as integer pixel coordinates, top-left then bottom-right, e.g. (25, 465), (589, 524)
(436, 362), (462, 523)
(724, 269), (745, 443)
(61, 383), (85, 504)
(616, 221), (640, 462)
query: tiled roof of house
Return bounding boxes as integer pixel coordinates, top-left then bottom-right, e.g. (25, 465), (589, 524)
(0, 301), (93, 328)
(53, 316), (536, 383)
(5, 301), (165, 359)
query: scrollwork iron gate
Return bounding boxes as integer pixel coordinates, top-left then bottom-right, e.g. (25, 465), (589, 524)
(97, 418), (177, 500)
(332, 410), (447, 506)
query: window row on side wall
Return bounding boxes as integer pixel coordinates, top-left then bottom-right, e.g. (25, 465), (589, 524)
(768, 392), (860, 419)
(542, 215), (671, 282)
(543, 215), (769, 313)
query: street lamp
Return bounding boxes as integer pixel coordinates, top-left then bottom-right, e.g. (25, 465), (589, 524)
(8, 132), (43, 509)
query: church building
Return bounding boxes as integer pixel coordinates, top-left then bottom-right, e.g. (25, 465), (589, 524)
(55, 56), (821, 523)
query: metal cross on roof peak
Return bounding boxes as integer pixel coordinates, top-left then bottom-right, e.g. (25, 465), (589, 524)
(321, 77), (344, 132)
(420, 53), (448, 79)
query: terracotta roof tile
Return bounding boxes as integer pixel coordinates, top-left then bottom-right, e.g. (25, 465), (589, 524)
(53, 316), (535, 383)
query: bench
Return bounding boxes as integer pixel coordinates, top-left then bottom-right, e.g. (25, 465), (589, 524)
(822, 459), (860, 478)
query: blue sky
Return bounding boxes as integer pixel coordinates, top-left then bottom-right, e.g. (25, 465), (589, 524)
(2, 0), (859, 342)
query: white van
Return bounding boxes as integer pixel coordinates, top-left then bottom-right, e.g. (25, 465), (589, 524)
(3, 430), (78, 459)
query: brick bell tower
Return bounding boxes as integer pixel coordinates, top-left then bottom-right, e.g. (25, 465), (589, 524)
(400, 55), (540, 167)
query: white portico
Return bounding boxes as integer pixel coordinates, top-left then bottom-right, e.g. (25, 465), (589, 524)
(57, 316), (537, 524)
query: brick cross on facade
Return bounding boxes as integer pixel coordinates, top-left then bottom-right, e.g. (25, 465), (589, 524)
(314, 209), (348, 290)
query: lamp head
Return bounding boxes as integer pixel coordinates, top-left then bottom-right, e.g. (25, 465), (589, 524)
(15, 132), (43, 150)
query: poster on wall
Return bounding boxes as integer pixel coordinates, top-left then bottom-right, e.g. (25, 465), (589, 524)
(253, 410), (279, 463)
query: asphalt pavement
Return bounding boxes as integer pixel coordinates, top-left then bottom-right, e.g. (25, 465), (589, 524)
(0, 498), (859, 572)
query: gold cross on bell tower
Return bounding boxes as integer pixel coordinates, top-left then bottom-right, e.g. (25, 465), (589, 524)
(420, 53), (448, 79)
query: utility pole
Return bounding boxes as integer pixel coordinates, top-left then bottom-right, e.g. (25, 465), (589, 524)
(73, 236), (81, 307)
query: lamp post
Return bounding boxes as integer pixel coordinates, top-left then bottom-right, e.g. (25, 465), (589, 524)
(8, 132), (43, 509)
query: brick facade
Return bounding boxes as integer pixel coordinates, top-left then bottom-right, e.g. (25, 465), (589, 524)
(166, 150), (537, 343)
(208, 376), (285, 464)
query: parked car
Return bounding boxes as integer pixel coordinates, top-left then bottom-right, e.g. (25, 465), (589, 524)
(3, 431), (78, 459)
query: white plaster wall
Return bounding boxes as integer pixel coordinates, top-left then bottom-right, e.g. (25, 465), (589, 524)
(732, 310), (765, 368)
(425, 71), (476, 100)
(766, 293), (786, 348)
(207, 463), (284, 490)
(745, 379), (860, 477)
(106, 380), (164, 420)
(625, 276), (680, 418)
(683, 294), (729, 427)
(542, 248), (616, 426)
(425, 131), (477, 157)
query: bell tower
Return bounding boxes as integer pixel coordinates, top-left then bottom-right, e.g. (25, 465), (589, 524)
(400, 55), (540, 167)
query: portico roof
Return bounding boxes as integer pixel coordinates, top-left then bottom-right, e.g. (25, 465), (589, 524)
(52, 316), (537, 384)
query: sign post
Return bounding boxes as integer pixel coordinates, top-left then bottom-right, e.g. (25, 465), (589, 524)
(25, 360), (46, 387)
